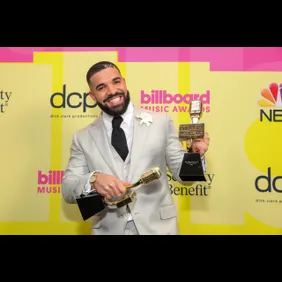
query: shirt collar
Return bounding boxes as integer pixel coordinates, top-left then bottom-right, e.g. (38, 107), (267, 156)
(102, 101), (134, 131)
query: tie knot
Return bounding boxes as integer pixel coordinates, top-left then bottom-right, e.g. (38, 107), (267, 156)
(112, 116), (123, 128)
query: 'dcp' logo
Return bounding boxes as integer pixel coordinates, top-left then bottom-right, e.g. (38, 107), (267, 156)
(50, 84), (97, 112)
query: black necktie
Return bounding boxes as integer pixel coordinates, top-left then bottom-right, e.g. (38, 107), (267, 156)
(111, 116), (129, 161)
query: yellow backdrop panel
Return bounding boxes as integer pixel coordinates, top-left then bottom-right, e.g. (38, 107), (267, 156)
(0, 50), (281, 234)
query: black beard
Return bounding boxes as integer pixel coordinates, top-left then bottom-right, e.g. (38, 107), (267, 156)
(97, 90), (130, 117)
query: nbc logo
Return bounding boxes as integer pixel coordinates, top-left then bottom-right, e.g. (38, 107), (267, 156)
(258, 82), (282, 122)
(258, 82), (282, 107)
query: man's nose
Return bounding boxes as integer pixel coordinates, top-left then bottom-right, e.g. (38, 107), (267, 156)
(107, 84), (116, 94)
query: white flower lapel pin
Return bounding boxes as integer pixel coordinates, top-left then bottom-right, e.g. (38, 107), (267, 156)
(136, 112), (153, 127)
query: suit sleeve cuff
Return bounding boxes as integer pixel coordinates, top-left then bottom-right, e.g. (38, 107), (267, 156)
(81, 170), (101, 195)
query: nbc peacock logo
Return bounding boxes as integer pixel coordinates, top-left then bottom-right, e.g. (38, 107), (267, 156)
(258, 82), (282, 122)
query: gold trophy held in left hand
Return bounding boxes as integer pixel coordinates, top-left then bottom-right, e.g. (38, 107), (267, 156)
(178, 99), (206, 182)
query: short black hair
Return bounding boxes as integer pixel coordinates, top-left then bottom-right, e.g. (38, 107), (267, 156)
(86, 61), (121, 87)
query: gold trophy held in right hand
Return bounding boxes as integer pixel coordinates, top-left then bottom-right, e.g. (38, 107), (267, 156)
(104, 167), (162, 207)
(77, 167), (162, 221)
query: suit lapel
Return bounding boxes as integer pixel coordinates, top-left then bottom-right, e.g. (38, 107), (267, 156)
(89, 115), (120, 178)
(128, 106), (151, 182)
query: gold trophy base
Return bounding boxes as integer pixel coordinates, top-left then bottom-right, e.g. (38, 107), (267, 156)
(104, 191), (136, 208)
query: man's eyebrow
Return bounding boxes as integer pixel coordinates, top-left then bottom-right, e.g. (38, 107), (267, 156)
(96, 77), (121, 90)
(96, 83), (104, 90)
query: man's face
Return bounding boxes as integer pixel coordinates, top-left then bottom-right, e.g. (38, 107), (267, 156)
(89, 67), (130, 116)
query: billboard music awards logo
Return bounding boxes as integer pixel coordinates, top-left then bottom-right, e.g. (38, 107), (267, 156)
(37, 170), (64, 194)
(140, 89), (211, 113)
(253, 82), (282, 204)
(0, 89), (12, 113)
(167, 170), (215, 196)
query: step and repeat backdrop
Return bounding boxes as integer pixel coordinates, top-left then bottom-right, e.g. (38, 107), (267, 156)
(0, 47), (282, 234)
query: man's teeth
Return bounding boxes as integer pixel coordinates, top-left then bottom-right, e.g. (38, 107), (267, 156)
(109, 97), (120, 103)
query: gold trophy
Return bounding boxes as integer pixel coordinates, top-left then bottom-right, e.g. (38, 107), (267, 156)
(104, 167), (162, 208)
(178, 99), (206, 181)
(77, 167), (162, 220)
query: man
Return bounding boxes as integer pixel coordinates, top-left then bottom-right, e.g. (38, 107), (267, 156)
(61, 61), (210, 235)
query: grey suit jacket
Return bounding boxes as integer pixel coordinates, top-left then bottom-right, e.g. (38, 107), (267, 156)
(62, 105), (195, 235)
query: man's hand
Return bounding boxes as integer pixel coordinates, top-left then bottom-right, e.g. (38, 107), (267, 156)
(92, 173), (131, 200)
(191, 132), (210, 157)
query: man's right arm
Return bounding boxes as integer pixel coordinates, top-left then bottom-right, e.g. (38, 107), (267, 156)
(61, 132), (97, 204)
